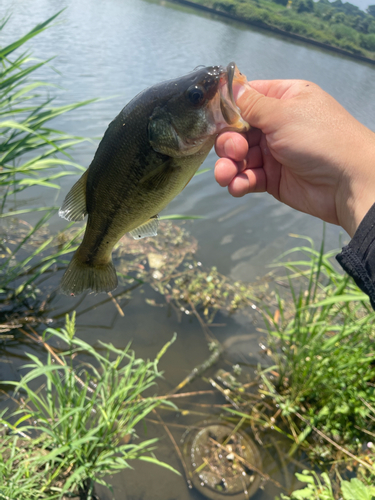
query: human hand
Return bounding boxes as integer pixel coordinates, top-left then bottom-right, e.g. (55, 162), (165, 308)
(215, 79), (375, 237)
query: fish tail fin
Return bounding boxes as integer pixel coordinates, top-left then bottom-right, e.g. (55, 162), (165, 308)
(61, 251), (118, 296)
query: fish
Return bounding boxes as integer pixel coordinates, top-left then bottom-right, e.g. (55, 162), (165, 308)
(59, 62), (249, 296)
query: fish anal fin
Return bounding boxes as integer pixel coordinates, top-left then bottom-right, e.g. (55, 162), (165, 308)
(59, 170), (89, 222)
(129, 215), (159, 240)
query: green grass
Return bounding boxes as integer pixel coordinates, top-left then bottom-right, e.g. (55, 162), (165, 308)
(0, 313), (177, 499)
(0, 12), (93, 300)
(278, 471), (375, 499)
(262, 233), (375, 446)
(212, 231), (375, 490)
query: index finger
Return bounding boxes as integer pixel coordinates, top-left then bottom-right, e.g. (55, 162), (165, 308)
(215, 132), (248, 161)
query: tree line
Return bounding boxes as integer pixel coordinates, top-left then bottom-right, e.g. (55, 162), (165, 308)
(194, 0), (375, 57)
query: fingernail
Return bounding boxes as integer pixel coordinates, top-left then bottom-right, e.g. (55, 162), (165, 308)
(224, 138), (235, 158)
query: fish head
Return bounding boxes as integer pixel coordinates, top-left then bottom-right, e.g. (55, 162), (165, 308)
(148, 63), (249, 158)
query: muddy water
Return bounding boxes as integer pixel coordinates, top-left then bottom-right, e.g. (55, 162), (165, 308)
(1, 0), (375, 498)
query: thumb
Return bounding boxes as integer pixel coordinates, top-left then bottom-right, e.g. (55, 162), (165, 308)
(232, 81), (281, 131)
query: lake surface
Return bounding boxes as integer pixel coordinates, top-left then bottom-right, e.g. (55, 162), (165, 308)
(1, 0), (375, 498)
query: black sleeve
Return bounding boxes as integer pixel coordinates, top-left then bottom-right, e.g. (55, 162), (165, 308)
(336, 203), (375, 310)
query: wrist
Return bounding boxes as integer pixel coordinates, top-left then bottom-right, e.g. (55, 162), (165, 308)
(337, 127), (375, 237)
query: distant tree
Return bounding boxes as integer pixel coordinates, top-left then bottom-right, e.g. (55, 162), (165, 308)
(322, 8), (334, 20)
(360, 32), (375, 49)
(352, 15), (370, 33)
(341, 2), (362, 15)
(368, 4), (375, 16)
(331, 0), (343, 8)
(293, 0), (314, 13)
(333, 12), (346, 22)
(313, 0), (329, 17)
(213, 0), (236, 13)
(332, 22), (359, 41)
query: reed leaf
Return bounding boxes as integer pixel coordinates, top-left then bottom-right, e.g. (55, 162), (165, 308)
(0, 11), (94, 300)
(260, 231), (375, 455)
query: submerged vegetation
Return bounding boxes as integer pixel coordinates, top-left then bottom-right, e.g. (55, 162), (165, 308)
(180, 0), (375, 60)
(2, 229), (375, 497)
(115, 222), (264, 322)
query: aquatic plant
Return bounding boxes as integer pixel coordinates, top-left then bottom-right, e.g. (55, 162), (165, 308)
(193, 232), (375, 490)
(0, 313), (176, 499)
(260, 233), (375, 452)
(277, 471), (375, 499)
(116, 221), (263, 323)
(0, 12), (92, 302)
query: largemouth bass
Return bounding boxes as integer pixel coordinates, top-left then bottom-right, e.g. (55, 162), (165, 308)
(59, 63), (249, 295)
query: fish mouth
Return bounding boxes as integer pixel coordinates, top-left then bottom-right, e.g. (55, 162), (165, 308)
(218, 62), (249, 132)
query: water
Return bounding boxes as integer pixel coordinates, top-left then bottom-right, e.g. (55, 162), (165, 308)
(1, 0), (375, 498)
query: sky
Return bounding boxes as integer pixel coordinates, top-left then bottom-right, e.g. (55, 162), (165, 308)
(334, 0), (373, 11)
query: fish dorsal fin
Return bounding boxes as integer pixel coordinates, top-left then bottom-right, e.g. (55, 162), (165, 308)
(59, 170), (88, 221)
(129, 215), (159, 240)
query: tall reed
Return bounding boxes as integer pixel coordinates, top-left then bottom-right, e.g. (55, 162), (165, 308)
(0, 12), (92, 299)
(223, 233), (375, 484)
(263, 233), (375, 445)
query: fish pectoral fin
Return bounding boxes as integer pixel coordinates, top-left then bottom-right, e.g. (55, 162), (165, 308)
(129, 215), (159, 240)
(139, 159), (175, 190)
(59, 169), (88, 221)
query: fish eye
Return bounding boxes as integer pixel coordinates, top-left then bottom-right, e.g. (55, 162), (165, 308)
(187, 86), (205, 106)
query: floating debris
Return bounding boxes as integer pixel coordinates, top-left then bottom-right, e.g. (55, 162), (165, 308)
(116, 222), (268, 323)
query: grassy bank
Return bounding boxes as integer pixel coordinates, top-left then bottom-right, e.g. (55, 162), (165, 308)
(174, 0), (375, 62)
(0, 314), (175, 499)
(195, 234), (375, 496)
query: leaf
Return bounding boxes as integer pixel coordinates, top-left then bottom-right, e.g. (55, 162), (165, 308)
(310, 293), (369, 307)
(290, 486), (315, 499)
(159, 214), (203, 220)
(194, 167), (210, 176)
(0, 206), (59, 218)
(138, 455), (180, 475)
(341, 478), (375, 500)
(0, 11), (64, 59)
(295, 472), (315, 484)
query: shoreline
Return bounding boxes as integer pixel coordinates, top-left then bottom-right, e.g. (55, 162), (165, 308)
(169, 0), (375, 66)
